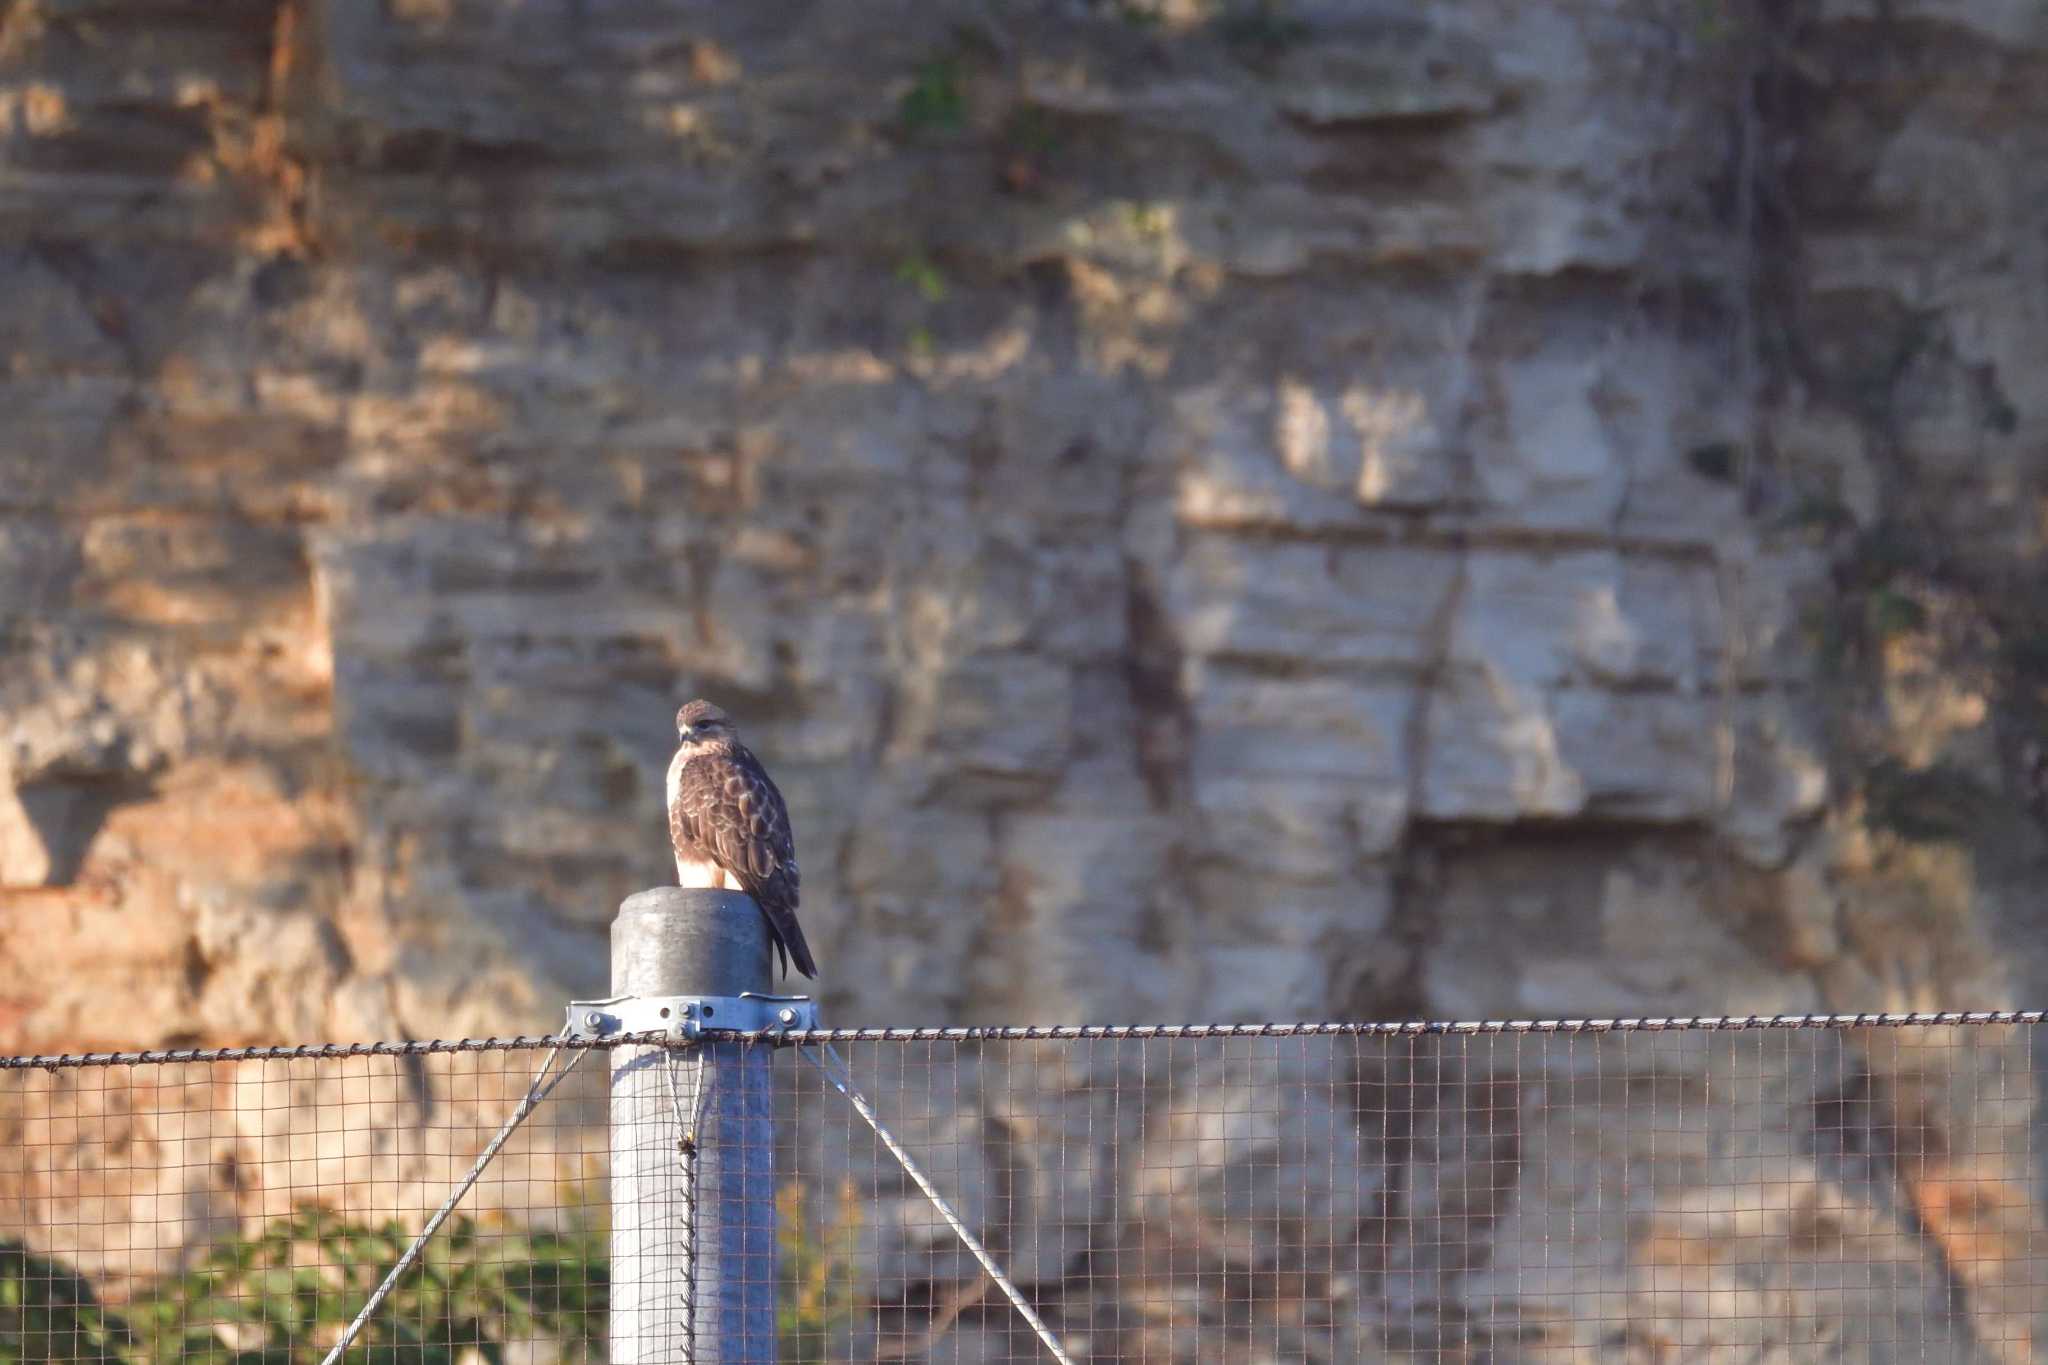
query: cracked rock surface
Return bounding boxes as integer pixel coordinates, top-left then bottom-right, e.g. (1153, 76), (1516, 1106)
(5, 0), (2048, 1352)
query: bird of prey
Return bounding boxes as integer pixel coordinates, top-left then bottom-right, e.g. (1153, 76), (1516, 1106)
(665, 699), (818, 980)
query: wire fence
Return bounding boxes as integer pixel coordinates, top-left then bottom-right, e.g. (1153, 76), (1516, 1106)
(3, 1013), (2043, 1363)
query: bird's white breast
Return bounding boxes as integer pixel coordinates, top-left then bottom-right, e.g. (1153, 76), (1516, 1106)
(674, 856), (740, 890)
(667, 746), (741, 891)
(665, 746), (685, 812)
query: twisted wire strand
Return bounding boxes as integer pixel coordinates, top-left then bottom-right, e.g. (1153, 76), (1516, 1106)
(0, 1033), (667, 1069)
(663, 1047), (715, 1364)
(5, 1010), (2040, 1069)
(765, 1010), (2047, 1043)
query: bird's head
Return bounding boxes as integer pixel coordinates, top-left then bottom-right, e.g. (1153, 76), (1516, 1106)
(676, 699), (735, 746)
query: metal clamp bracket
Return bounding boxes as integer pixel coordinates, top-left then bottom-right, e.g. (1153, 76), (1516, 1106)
(564, 991), (817, 1043)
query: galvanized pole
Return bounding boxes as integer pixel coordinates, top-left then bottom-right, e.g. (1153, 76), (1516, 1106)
(610, 887), (777, 1364)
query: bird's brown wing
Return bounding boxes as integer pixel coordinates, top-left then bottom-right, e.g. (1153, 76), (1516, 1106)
(669, 746), (817, 979)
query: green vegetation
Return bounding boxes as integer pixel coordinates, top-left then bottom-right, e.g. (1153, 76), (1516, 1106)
(777, 1181), (864, 1365)
(893, 253), (947, 305)
(1116, 200), (1174, 241)
(1865, 586), (1929, 641)
(894, 253), (947, 359)
(899, 58), (967, 135)
(1, 1242), (133, 1364)
(2, 1193), (864, 1365)
(2, 1208), (604, 1365)
(1798, 520), (1938, 673)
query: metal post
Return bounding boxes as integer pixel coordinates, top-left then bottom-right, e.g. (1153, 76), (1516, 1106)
(610, 887), (777, 1364)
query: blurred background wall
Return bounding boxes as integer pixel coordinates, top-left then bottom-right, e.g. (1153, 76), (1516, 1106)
(3, 0), (2046, 1048)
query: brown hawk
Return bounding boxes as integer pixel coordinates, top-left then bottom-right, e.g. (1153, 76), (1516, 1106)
(665, 699), (818, 979)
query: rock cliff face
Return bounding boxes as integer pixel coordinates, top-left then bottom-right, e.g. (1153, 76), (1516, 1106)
(6, 0), (2042, 1044)
(4, 0), (2048, 1349)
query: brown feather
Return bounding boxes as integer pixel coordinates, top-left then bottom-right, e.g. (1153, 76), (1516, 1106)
(668, 738), (816, 979)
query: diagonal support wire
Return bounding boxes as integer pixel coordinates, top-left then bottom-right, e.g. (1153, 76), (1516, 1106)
(317, 1036), (588, 1365)
(801, 1040), (1077, 1365)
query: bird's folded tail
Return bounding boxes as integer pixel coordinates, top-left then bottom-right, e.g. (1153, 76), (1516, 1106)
(759, 896), (818, 980)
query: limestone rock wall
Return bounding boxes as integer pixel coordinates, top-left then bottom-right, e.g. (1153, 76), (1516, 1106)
(0, 0), (1811, 1043)
(2, 0), (2045, 1040)
(7, 0), (2048, 1353)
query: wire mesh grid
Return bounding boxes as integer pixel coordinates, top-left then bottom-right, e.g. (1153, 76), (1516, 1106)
(3, 1016), (2044, 1363)
(0, 1047), (612, 1365)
